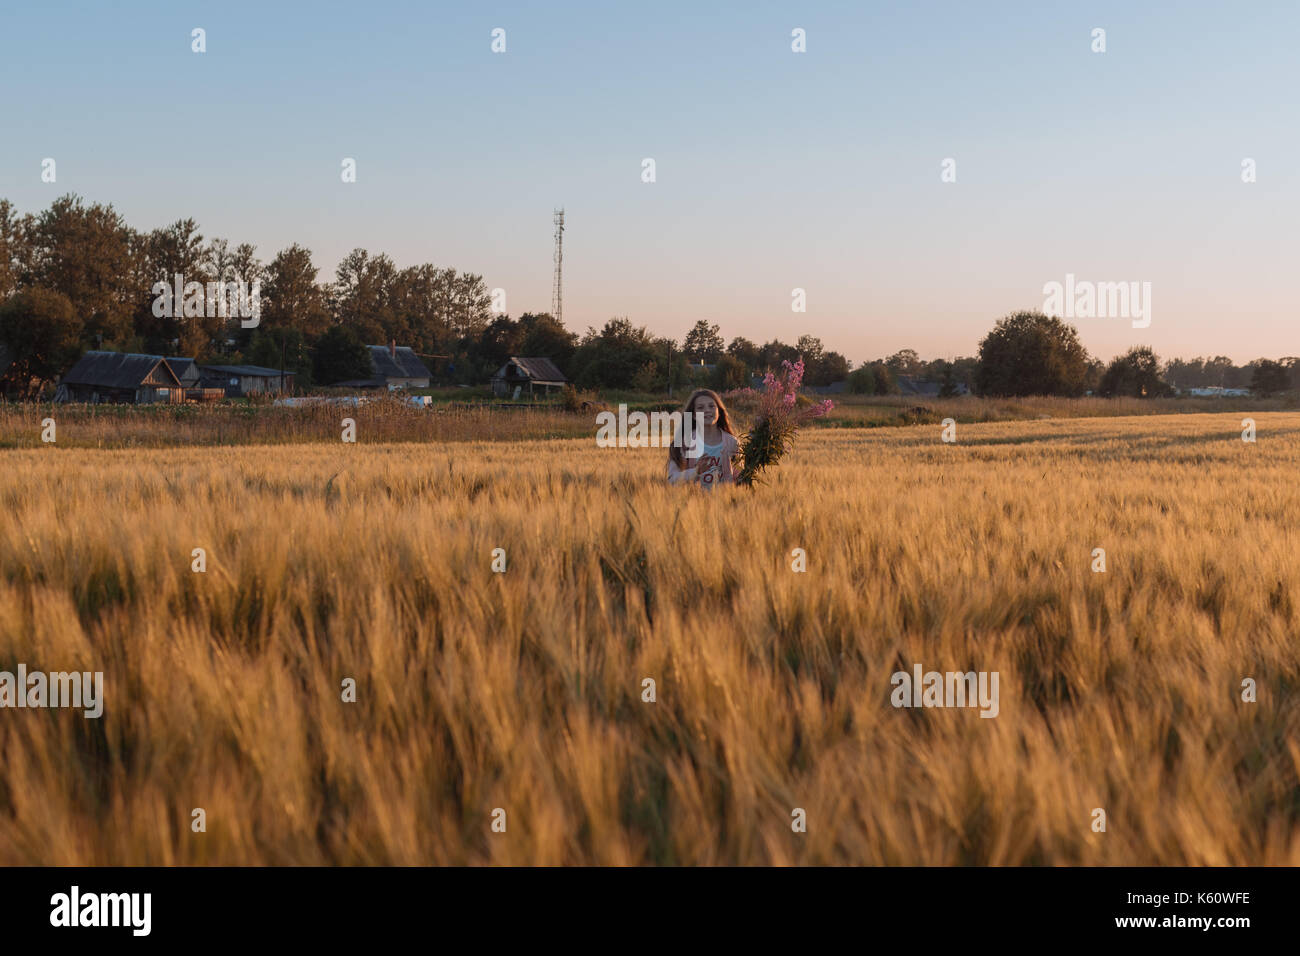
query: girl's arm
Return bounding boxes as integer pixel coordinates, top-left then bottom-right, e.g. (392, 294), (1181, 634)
(666, 456), (699, 485)
(720, 433), (743, 483)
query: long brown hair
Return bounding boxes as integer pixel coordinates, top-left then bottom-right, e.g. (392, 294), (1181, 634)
(668, 388), (736, 467)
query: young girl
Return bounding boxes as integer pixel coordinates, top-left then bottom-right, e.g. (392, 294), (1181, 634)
(666, 388), (742, 488)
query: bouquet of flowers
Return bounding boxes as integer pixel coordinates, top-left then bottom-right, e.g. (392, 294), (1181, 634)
(734, 359), (833, 487)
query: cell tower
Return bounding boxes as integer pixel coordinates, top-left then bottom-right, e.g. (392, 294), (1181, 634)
(552, 208), (565, 324)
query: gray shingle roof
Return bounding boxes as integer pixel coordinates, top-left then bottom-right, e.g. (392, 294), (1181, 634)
(199, 364), (289, 377)
(62, 352), (181, 389)
(165, 357), (198, 382)
(367, 346), (431, 380)
(499, 356), (567, 383)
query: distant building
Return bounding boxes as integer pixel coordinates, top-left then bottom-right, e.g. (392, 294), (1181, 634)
(333, 344), (433, 389)
(165, 357), (200, 388)
(896, 374), (970, 397)
(1180, 386), (1251, 397)
(491, 356), (568, 397)
(56, 351), (185, 404)
(198, 364), (294, 397)
(805, 380), (849, 395)
(367, 344), (431, 388)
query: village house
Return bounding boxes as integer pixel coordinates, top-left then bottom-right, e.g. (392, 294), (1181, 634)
(197, 364), (294, 397)
(367, 343), (432, 388)
(333, 344), (433, 389)
(55, 351), (186, 404)
(491, 356), (568, 398)
(896, 374), (970, 397)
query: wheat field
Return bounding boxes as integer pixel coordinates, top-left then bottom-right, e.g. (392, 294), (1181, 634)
(1, 412), (1298, 864)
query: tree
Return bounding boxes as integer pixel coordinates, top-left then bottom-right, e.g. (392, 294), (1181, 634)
(475, 315), (525, 370)
(757, 339), (799, 372)
(1282, 357), (1300, 391)
(1203, 355), (1235, 388)
(1165, 357), (1206, 389)
(950, 356), (979, 392)
(246, 327), (312, 388)
(936, 361), (959, 397)
(569, 317), (664, 390)
(392, 263), (451, 355)
(710, 354), (750, 391)
(332, 248), (398, 345)
(796, 334), (825, 364)
(885, 348), (924, 376)
(684, 320), (724, 363)
(0, 199), (26, 300)
(136, 218), (215, 358)
(974, 311), (1091, 396)
(1250, 359), (1290, 396)
(261, 244), (330, 341)
(796, 334), (849, 386)
(1097, 346), (1174, 398)
(0, 288), (83, 398)
(809, 350), (850, 386)
(726, 336), (759, 369)
(312, 324), (372, 385)
(22, 194), (136, 347)
(848, 365), (874, 394)
(1083, 357), (1105, 394)
(849, 361), (897, 395)
(517, 313), (577, 371)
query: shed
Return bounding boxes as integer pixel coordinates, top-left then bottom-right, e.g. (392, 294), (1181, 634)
(56, 351), (185, 404)
(198, 364), (294, 397)
(491, 356), (568, 397)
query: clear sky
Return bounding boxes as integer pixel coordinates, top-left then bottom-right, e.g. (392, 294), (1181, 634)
(1, 0), (1295, 363)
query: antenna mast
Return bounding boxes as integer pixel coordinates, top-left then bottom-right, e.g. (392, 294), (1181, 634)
(552, 208), (565, 325)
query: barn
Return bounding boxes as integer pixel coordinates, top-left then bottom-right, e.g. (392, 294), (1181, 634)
(198, 364), (294, 397)
(56, 351), (186, 404)
(491, 356), (568, 398)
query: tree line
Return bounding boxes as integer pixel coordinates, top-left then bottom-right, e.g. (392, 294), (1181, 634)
(1, 197), (1295, 399)
(851, 313), (1297, 398)
(0, 195), (497, 396)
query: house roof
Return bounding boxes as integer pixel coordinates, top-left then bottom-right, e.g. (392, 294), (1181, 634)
(805, 380), (849, 395)
(367, 345), (431, 380)
(496, 356), (567, 383)
(199, 364), (291, 377)
(165, 357), (197, 377)
(895, 374), (969, 397)
(62, 351), (182, 389)
(896, 375), (942, 397)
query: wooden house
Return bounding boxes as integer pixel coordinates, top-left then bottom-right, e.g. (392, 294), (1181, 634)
(56, 351), (186, 404)
(198, 364), (294, 397)
(491, 356), (568, 398)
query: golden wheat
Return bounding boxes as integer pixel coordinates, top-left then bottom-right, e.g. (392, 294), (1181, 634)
(0, 412), (1297, 864)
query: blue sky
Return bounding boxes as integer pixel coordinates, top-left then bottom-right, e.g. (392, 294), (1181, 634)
(1, 0), (1296, 362)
